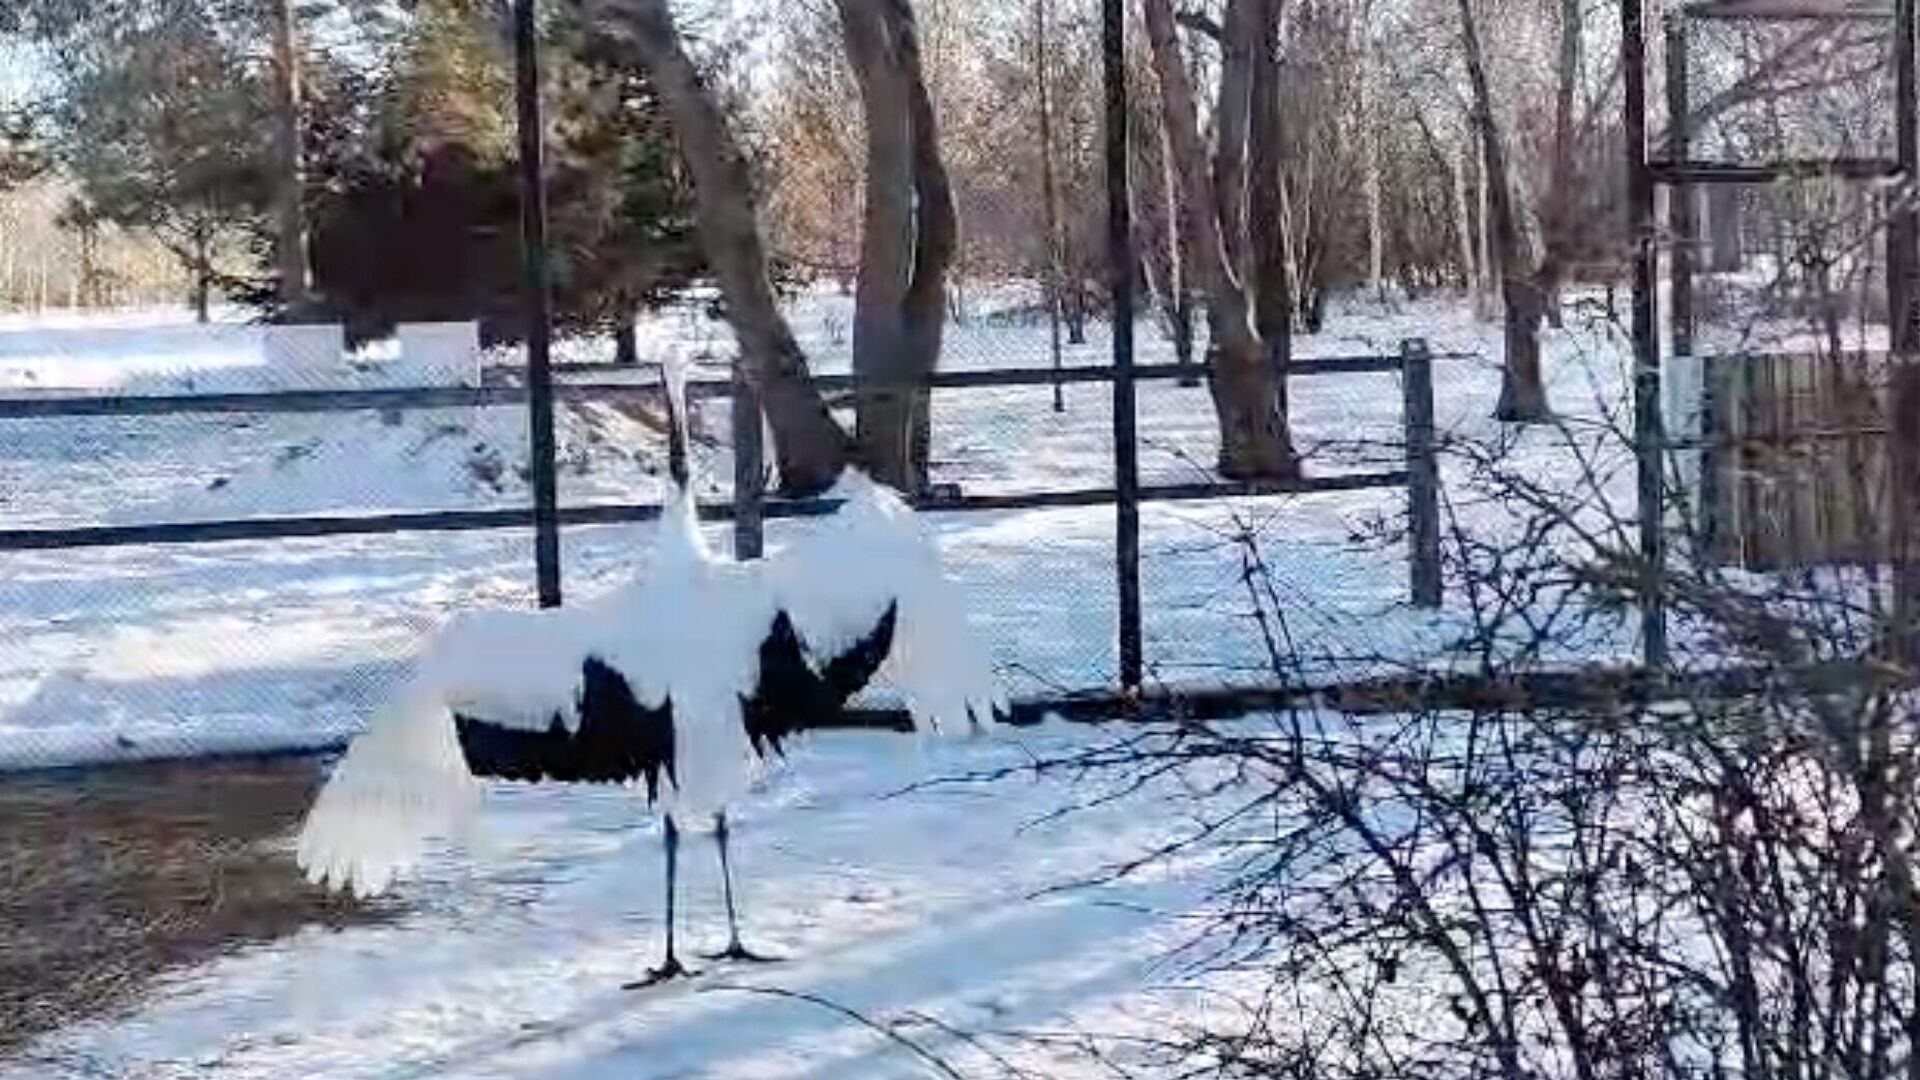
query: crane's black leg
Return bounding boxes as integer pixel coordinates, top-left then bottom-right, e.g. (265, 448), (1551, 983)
(624, 815), (691, 989)
(701, 811), (776, 963)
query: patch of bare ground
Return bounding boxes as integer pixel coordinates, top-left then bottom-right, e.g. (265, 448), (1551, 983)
(0, 754), (391, 1057)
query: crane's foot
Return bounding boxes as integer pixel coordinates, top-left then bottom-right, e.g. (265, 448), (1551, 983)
(622, 956), (694, 990)
(701, 940), (779, 964)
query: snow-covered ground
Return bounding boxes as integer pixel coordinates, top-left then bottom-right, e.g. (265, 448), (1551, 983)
(0, 290), (1641, 1075)
(6, 725), (1258, 1080)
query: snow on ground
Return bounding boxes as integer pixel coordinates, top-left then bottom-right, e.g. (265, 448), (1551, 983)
(4, 724), (1259, 1080)
(0, 289), (1636, 1075)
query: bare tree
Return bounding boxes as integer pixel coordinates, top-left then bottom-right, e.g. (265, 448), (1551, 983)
(1140, 0), (1297, 480)
(838, 0), (958, 493)
(590, 0), (852, 495)
(1457, 0), (1550, 422)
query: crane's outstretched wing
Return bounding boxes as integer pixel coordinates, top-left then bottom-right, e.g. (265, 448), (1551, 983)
(764, 471), (1006, 733)
(296, 603), (646, 898)
(741, 603), (898, 755)
(454, 657), (677, 794)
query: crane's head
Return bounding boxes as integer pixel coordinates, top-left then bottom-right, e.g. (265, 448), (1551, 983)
(662, 346), (691, 492)
(654, 346), (710, 568)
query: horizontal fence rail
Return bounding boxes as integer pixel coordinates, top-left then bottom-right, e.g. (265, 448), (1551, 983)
(0, 353), (1469, 421)
(0, 473), (1408, 551)
(0, 351), (1441, 558)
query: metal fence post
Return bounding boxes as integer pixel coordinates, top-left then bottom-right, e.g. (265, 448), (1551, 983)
(1402, 339), (1442, 609)
(1666, 15), (1695, 361)
(1891, 0), (1920, 654)
(1625, 0), (1668, 668)
(732, 370), (765, 560)
(513, 0), (561, 609)
(1103, 0), (1142, 692)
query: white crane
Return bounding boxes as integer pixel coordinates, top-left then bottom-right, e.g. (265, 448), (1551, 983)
(295, 366), (1003, 986)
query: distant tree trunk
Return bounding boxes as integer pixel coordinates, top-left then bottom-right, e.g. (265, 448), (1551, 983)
(1451, 140), (1478, 295)
(614, 309), (640, 365)
(839, 0), (955, 493)
(1361, 41), (1384, 298)
(1142, 0), (1296, 479)
(1459, 0), (1550, 422)
(610, 0), (850, 495)
(1710, 183), (1742, 272)
(1130, 72), (1196, 379)
(1063, 285), (1088, 344)
(1035, 0), (1065, 409)
(188, 220), (212, 324)
(268, 0), (312, 316)
(1537, 0), (1582, 332)
(1475, 132), (1495, 319)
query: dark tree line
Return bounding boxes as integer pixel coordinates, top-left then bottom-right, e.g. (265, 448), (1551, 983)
(4, 0), (708, 342)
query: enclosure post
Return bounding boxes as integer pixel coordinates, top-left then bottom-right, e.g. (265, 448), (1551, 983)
(732, 369), (766, 560)
(1625, 0), (1667, 668)
(1103, 0), (1143, 692)
(513, 0), (562, 609)
(1665, 16), (1694, 361)
(1403, 340), (1442, 609)
(1890, 0), (1920, 653)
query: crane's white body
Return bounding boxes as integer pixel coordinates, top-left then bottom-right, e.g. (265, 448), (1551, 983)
(296, 470), (1003, 898)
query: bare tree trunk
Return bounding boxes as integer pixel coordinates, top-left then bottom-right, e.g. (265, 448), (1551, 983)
(1131, 70), (1197, 380)
(839, 0), (955, 493)
(1142, 0), (1296, 479)
(1360, 37), (1384, 298)
(1476, 131), (1495, 319)
(1214, 0), (1259, 281)
(606, 0), (850, 495)
(1249, 0), (1292, 406)
(840, 0), (915, 490)
(614, 309), (640, 365)
(1451, 140), (1478, 296)
(1537, 0), (1582, 332)
(898, 0), (957, 491)
(268, 0), (311, 317)
(1035, 0), (1065, 411)
(1710, 183), (1742, 272)
(1458, 0), (1550, 421)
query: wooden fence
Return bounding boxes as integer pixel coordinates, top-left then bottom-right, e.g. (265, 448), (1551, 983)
(1698, 350), (1888, 568)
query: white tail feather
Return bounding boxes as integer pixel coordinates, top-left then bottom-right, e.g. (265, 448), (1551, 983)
(295, 679), (480, 898)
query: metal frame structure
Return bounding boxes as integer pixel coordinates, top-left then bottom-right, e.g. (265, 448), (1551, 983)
(1628, 0), (1920, 662)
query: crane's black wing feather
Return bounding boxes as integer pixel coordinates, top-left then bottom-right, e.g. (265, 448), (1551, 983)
(740, 602), (899, 755)
(453, 657), (678, 800)
(821, 602), (898, 702)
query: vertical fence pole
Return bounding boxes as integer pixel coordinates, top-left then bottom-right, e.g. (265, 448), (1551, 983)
(513, 0), (561, 609)
(733, 371), (766, 560)
(1891, 0), (1920, 654)
(1624, 0), (1667, 668)
(1665, 16), (1694, 362)
(1402, 339), (1442, 609)
(1103, 0), (1142, 692)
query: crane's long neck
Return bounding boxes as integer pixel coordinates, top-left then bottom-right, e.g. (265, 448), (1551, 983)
(658, 351), (705, 566)
(663, 364), (690, 492)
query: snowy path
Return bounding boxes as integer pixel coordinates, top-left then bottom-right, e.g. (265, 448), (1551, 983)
(6, 725), (1227, 1079)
